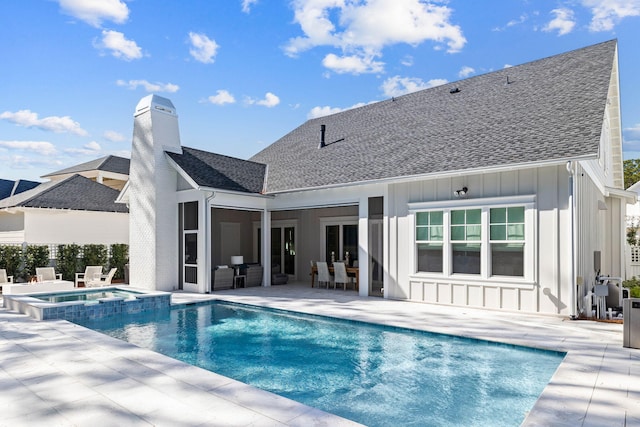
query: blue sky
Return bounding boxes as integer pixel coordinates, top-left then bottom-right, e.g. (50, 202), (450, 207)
(2, 0), (640, 182)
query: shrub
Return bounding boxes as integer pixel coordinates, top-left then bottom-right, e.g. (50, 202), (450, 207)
(57, 244), (81, 281)
(24, 245), (50, 277)
(81, 244), (108, 271)
(109, 244), (128, 280)
(0, 245), (23, 281)
(623, 276), (640, 298)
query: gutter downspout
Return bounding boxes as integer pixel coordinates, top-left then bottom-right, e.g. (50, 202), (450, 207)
(205, 191), (216, 293)
(567, 161), (577, 319)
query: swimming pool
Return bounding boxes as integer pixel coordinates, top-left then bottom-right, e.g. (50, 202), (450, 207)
(77, 301), (564, 426)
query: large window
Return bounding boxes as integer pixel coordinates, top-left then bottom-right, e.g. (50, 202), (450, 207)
(412, 198), (533, 281)
(490, 207), (524, 277)
(416, 211), (443, 273)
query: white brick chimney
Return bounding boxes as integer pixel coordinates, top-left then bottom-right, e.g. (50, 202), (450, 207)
(129, 95), (181, 291)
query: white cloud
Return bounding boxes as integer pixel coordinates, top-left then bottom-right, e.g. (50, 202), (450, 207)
(242, 0), (259, 13)
(96, 30), (143, 61)
(285, 0), (466, 74)
(307, 102), (368, 119)
(322, 53), (384, 74)
(458, 66), (475, 78)
(543, 8), (576, 35)
(381, 76), (447, 97)
(583, 0), (640, 31)
(0, 110), (88, 136)
(207, 90), (236, 105)
(189, 32), (219, 64)
(58, 0), (129, 27)
(116, 79), (179, 93)
(401, 55), (414, 66)
(247, 92), (280, 107)
(64, 141), (102, 155)
(0, 140), (58, 156)
(103, 130), (126, 142)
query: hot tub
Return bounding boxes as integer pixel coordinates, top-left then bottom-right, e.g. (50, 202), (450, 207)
(2, 286), (171, 321)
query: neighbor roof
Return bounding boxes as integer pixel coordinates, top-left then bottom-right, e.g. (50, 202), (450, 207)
(250, 40), (617, 193)
(167, 146), (266, 194)
(0, 179), (41, 200)
(0, 174), (128, 213)
(42, 155), (130, 178)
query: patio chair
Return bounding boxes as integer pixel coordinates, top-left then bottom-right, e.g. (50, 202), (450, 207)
(333, 262), (350, 290)
(213, 266), (234, 290)
(316, 261), (332, 289)
(35, 267), (62, 282)
(0, 269), (13, 292)
(75, 266), (104, 287)
(86, 268), (117, 288)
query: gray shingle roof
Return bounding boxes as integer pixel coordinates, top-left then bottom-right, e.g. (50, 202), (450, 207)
(42, 155), (130, 178)
(250, 40), (617, 193)
(0, 174), (128, 213)
(167, 147), (266, 194)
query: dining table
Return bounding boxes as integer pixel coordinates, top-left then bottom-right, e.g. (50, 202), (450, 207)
(310, 264), (359, 291)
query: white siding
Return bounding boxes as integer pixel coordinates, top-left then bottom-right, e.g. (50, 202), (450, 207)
(23, 209), (128, 245)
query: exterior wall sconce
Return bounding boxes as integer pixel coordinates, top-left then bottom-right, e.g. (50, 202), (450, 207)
(454, 186), (468, 197)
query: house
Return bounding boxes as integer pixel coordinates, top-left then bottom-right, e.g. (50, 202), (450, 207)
(0, 179), (41, 201)
(0, 156), (130, 246)
(124, 40), (633, 317)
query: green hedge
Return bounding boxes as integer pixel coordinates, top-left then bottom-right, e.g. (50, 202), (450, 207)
(1, 243), (129, 283)
(56, 244), (82, 281)
(0, 245), (22, 281)
(623, 276), (640, 298)
(109, 244), (128, 280)
(24, 245), (50, 278)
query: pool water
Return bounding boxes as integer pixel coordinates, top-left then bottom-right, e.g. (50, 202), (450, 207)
(77, 302), (564, 427)
(34, 289), (142, 304)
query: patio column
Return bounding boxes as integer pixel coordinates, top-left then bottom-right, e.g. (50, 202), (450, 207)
(262, 209), (271, 286)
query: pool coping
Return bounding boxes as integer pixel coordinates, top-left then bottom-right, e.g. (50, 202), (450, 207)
(1, 284), (638, 426)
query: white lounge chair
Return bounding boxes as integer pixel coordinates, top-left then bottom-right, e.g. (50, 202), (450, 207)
(35, 267), (62, 282)
(1, 269), (14, 293)
(75, 266), (104, 287)
(86, 268), (117, 288)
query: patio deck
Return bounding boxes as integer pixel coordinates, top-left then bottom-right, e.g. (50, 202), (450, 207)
(1, 282), (638, 426)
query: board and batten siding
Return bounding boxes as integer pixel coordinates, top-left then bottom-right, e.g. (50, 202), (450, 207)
(387, 165), (577, 315)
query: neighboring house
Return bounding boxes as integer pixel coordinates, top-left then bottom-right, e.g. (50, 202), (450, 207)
(123, 40), (633, 317)
(0, 157), (130, 246)
(41, 155), (130, 191)
(0, 179), (41, 201)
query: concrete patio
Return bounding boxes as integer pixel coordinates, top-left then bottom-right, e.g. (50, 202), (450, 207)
(1, 282), (639, 426)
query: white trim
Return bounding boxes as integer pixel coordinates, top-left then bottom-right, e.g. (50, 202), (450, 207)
(265, 157), (596, 195)
(408, 194), (536, 211)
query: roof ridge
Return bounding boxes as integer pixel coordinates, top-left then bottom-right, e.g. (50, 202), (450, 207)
(12, 175), (75, 206)
(182, 146), (266, 167)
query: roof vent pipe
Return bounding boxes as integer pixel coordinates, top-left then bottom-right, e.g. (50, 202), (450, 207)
(320, 124), (326, 148)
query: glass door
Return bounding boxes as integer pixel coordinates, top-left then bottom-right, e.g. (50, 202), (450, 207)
(180, 202), (198, 287)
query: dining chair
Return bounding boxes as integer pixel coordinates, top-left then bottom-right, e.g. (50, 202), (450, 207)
(316, 261), (332, 289)
(333, 262), (349, 290)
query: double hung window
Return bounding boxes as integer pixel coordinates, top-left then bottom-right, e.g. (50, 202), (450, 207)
(412, 198), (533, 280)
(489, 207), (525, 277)
(416, 211), (443, 273)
